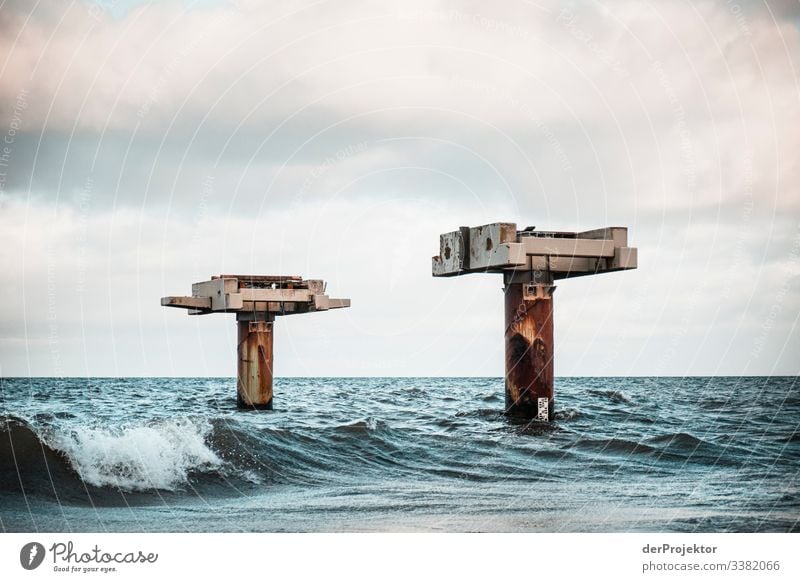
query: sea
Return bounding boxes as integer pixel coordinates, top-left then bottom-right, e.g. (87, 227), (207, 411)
(1, 377), (797, 532)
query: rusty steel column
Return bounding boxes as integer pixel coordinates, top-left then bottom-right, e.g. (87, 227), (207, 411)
(504, 281), (555, 421)
(236, 316), (274, 409)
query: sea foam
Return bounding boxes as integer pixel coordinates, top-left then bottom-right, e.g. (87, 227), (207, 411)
(50, 418), (221, 491)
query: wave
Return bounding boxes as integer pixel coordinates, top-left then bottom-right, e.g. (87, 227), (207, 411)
(455, 408), (506, 420)
(645, 432), (742, 464)
(699, 398), (731, 410)
(554, 408), (580, 421)
(785, 430), (800, 443)
(588, 389), (634, 404)
(332, 417), (387, 434)
(1, 415), (223, 495)
(570, 432), (743, 467)
(0, 416), (78, 494)
(49, 418), (222, 491)
(573, 437), (657, 455)
(647, 432), (707, 449)
(1, 412), (412, 500)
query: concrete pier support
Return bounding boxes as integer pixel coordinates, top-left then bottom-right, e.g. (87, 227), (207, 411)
(162, 274), (349, 409)
(432, 222), (637, 421)
(504, 283), (554, 421)
(237, 316), (274, 409)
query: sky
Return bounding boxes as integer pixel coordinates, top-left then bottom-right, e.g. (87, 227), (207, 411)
(0, 0), (798, 377)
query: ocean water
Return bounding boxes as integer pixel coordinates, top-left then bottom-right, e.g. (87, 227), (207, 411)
(0, 377), (797, 532)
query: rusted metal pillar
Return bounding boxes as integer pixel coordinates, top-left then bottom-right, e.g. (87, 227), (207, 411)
(504, 281), (555, 421)
(236, 315), (274, 409)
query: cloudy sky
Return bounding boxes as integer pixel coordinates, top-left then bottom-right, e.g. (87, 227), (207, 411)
(0, 0), (798, 377)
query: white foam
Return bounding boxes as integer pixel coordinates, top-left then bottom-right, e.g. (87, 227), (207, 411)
(556, 408), (580, 420)
(51, 418), (222, 491)
(610, 390), (633, 403)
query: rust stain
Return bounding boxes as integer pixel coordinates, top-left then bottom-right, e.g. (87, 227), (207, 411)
(504, 283), (554, 420)
(237, 320), (274, 409)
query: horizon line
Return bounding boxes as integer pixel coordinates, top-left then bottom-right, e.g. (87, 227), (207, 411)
(1, 374), (797, 379)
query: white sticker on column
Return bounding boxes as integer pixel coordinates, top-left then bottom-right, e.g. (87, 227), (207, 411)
(537, 397), (549, 421)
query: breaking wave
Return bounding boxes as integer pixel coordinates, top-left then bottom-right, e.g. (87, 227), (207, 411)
(0, 415), (222, 494)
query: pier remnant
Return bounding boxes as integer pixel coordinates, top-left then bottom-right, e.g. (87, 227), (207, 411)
(161, 275), (350, 409)
(432, 223), (637, 421)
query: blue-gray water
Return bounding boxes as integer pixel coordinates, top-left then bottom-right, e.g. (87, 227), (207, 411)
(1, 377), (797, 532)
